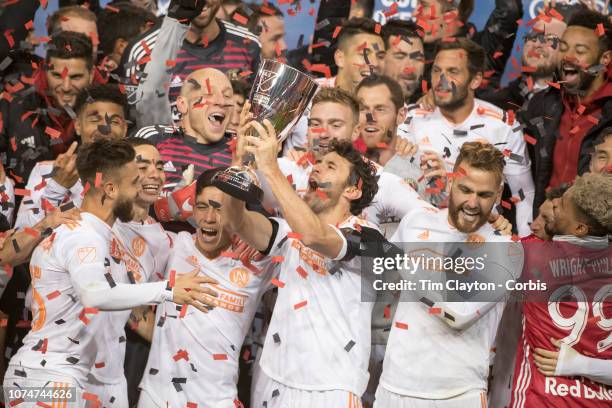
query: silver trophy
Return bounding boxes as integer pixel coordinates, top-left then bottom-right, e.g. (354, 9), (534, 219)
(213, 59), (319, 203)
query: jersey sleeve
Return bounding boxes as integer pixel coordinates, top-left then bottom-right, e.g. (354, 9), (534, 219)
(63, 230), (172, 310)
(14, 164), (48, 229)
(261, 217), (293, 258)
(367, 172), (429, 225)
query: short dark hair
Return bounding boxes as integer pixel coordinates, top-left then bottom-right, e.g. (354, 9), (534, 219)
(327, 140), (378, 215)
(97, 3), (155, 57)
(245, 3), (283, 35)
(382, 19), (422, 49)
(76, 138), (136, 186)
(126, 137), (157, 149)
(355, 74), (404, 112)
(46, 31), (94, 70)
(74, 84), (129, 117)
(230, 79), (250, 100)
(337, 17), (382, 51)
(435, 37), (485, 78)
(567, 9), (612, 53)
(594, 126), (612, 146)
(196, 167), (228, 196)
(47, 5), (97, 36)
(312, 87), (360, 125)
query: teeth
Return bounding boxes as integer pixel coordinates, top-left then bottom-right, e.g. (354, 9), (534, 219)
(208, 113), (225, 123)
(365, 127), (377, 132)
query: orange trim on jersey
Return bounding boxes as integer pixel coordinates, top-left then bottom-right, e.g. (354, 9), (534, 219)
(480, 391), (487, 408)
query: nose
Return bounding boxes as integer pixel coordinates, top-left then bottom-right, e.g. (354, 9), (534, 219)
(464, 194), (479, 209)
(204, 206), (216, 223)
(61, 76), (71, 91)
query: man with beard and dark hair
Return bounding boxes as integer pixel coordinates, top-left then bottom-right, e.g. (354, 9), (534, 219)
(377, 142), (524, 407)
(127, 0), (260, 128)
(245, 2), (287, 61)
(397, 38), (535, 236)
(381, 19), (426, 104)
(527, 9), (612, 213)
(2, 139), (216, 407)
(0, 31), (95, 185)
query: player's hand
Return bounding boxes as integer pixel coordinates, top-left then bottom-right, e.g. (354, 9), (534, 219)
(244, 119), (280, 175)
(234, 101), (254, 165)
(421, 151), (447, 180)
(52, 142), (79, 189)
(182, 164), (195, 186)
(417, 89), (435, 110)
(488, 213), (512, 236)
(36, 207), (82, 232)
(394, 138), (418, 157)
(534, 338), (563, 376)
(172, 269), (219, 313)
(167, 0), (207, 22)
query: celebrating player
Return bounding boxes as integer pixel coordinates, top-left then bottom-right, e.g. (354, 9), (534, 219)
(3, 139), (215, 407)
(511, 173), (612, 407)
(398, 38), (535, 236)
(224, 115), (381, 407)
(376, 142), (524, 407)
(138, 168), (275, 407)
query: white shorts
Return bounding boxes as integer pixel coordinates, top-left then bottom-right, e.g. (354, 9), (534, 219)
(3, 367), (84, 408)
(374, 387), (487, 408)
(137, 384), (238, 408)
(84, 374), (128, 408)
(252, 368), (363, 408)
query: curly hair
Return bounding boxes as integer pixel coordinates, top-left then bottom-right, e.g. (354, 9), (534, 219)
(454, 141), (506, 185)
(570, 173), (611, 236)
(74, 83), (129, 117)
(76, 138), (135, 187)
(328, 140), (378, 215)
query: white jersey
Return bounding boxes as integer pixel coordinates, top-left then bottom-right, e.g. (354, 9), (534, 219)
(0, 173), (14, 225)
(140, 232), (276, 406)
(8, 213), (117, 387)
(380, 207), (523, 399)
(269, 157), (431, 232)
(88, 218), (171, 384)
(397, 99), (534, 236)
(259, 216), (377, 396)
(15, 161), (83, 229)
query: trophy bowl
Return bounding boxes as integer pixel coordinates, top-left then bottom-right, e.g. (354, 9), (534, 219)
(213, 59), (319, 203)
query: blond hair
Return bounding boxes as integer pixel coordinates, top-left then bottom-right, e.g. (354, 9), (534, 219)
(454, 141), (505, 184)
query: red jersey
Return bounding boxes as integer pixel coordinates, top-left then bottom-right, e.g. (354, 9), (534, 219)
(511, 240), (612, 407)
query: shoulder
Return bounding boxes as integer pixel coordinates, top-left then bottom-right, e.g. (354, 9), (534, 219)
(221, 20), (261, 48)
(404, 103), (435, 120)
(339, 215), (380, 233)
(125, 24), (161, 62)
(473, 98), (517, 131)
(134, 124), (177, 141)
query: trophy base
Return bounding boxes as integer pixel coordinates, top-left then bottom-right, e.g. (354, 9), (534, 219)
(212, 166), (263, 204)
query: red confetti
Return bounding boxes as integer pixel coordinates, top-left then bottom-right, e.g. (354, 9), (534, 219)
(524, 134), (537, 145)
(332, 26), (342, 39)
(179, 304), (188, 318)
(24, 227), (40, 237)
(232, 13), (248, 25)
(94, 172), (103, 188)
(429, 307), (442, 315)
(294, 300), (308, 310)
(213, 353), (228, 360)
(395, 321), (409, 330)
(94, 361), (105, 368)
(287, 232), (302, 240)
(173, 348), (189, 361)
(82, 392), (99, 401)
(596, 23), (605, 37)
(271, 256), (284, 263)
(3, 30), (14, 48)
(296, 265), (308, 279)
(14, 189), (31, 197)
(383, 304), (391, 319)
(24, 20), (34, 30)
(270, 278), (285, 288)
(168, 270), (176, 288)
(44, 126), (61, 139)
(46, 290), (61, 300)
(165, 59), (176, 67)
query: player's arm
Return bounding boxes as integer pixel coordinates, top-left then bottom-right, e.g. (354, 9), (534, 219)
(128, 306), (155, 342)
(534, 339), (612, 386)
(245, 119), (345, 259)
(222, 193), (274, 253)
(65, 233), (218, 313)
(0, 208), (82, 267)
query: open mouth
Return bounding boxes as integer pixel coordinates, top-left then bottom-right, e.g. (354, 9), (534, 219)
(208, 112), (226, 127)
(561, 64), (580, 83)
(199, 227), (219, 243)
(460, 208), (480, 223)
(308, 178), (319, 192)
(142, 183), (160, 193)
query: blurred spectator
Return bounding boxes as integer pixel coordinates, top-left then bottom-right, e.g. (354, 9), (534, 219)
(246, 2), (287, 60)
(97, 2), (157, 74)
(590, 127), (612, 174)
(217, 0), (244, 21)
(381, 19), (425, 104)
(527, 9), (612, 212)
(47, 5), (99, 57)
(229, 79), (250, 135)
(0, 32), (95, 185)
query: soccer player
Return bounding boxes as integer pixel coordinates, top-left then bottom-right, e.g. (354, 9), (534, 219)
(376, 142), (524, 407)
(3, 139), (215, 407)
(511, 173), (612, 407)
(224, 116), (381, 406)
(398, 38), (535, 236)
(590, 128), (612, 175)
(138, 168), (275, 407)
(135, 68), (234, 193)
(355, 75), (407, 165)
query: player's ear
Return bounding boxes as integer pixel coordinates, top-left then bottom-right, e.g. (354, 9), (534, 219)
(469, 71), (483, 91)
(343, 185), (362, 202)
(176, 95), (188, 115)
(335, 48), (345, 69)
(102, 176), (118, 200)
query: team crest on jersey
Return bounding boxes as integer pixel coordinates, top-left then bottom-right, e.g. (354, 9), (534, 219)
(77, 247), (97, 264)
(229, 267), (250, 288)
(131, 236), (146, 257)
